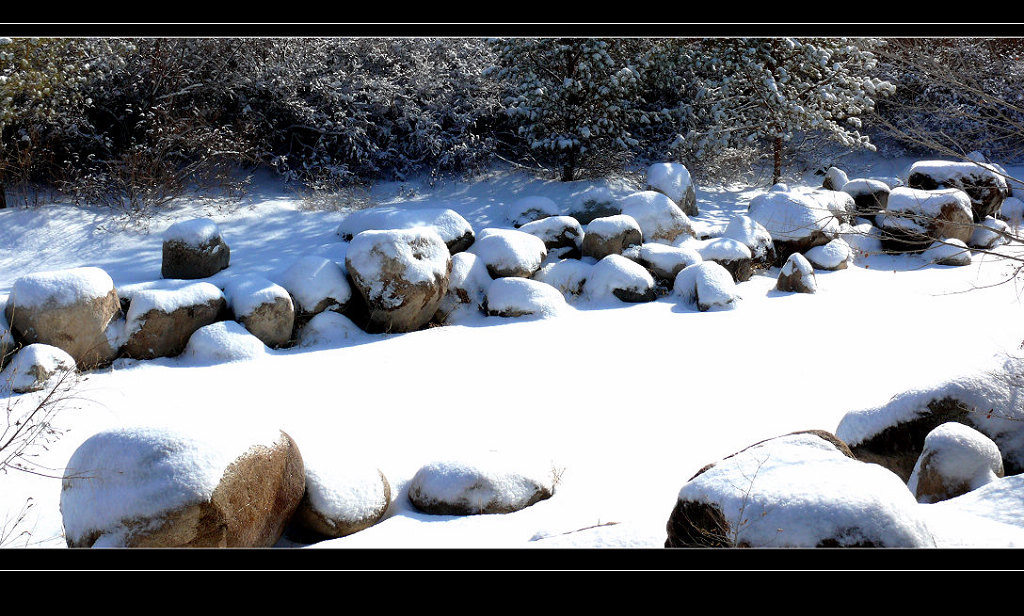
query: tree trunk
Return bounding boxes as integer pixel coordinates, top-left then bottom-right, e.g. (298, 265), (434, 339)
(772, 137), (783, 185)
(0, 179), (7, 209)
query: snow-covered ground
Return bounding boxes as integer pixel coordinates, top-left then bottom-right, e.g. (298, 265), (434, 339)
(5, 157), (1024, 548)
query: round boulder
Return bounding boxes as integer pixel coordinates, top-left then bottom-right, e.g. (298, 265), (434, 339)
(747, 190), (840, 265)
(517, 216), (584, 255)
(485, 277), (567, 318)
(120, 282), (227, 360)
(674, 262), (740, 312)
(907, 160), (1007, 221)
(697, 238), (754, 282)
(467, 228), (547, 279)
(922, 239), (972, 266)
(224, 276), (295, 349)
(161, 218), (230, 279)
(822, 166), (850, 191)
(776, 253), (817, 294)
(619, 190), (695, 243)
(278, 255), (352, 321)
(877, 187), (974, 252)
(583, 254), (657, 303)
(645, 162), (697, 216)
(841, 178), (890, 219)
(581, 215), (643, 260)
(908, 422), (1004, 504)
(805, 238), (853, 271)
(293, 457), (391, 539)
(507, 196), (561, 228)
(722, 215), (776, 272)
(0, 343), (76, 394)
(434, 252), (492, 323)
(407, 454), (557, 516)
(183, 320), (269, 364)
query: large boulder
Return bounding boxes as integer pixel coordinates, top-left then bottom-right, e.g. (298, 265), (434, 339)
(223, 276), (295, 349)
(673, 262), (739, 312)
(434, 252), (492, 323)
(583, 254), (657, 303)
(876, 187), (974, 252)
(336, 207), (475, 254)
(277, 255), (352, 321)
(805, 238), (853, 271)
(507, 196), (561, 228)
(908, 422), (1003, 504)
(120, 282), (227, 360)
(619, 191), (695, 243)
(485, 277), (567, 318)
(581, 215), (643, 260)
(645, 162), (697, 216)
(60, 427), (305, 548)
(722, 215), (775, 272)
(0, 343), (76, 394)
(467, 228), (547, 279)
(407, 454), (557, 516)
(292, 455), (391, 539)
(907, 160), (1007, 221)
(161, 218), (230, 279)
(4, 267), (120, 368)
(346, 228), (452, 333)
(665, 431), (934, 547)
(747, 190), (840, 265)
(696, 238), (753, 282)
(776, 253), (817, 294)
(841, 178), (890, 219)
(517, 216), (584, 255)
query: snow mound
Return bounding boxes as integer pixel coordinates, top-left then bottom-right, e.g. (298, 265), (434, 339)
(517, 215), (583, 250)
(336, 207), (474, 252)
(841, 178), (890, 198)
(922, 239), (972, 266)
(183, 320), (268, 363)
(810, 188), (855, 221)
(507, 196), (560, 228)
(299, 450), (391, 537)
(436, 252), (492, 321)
(723, 215), (774, 263)
(297, 311), (368, 348)
(486, 277), (567, 318)
(645, 162), (693, 204)
(223, 275), (291, 320)
(697, 238), (751, 262)
(823, 166), (849, 190)
(970, 216), (1011, 249)
(60, 425), (284, 547)
(672, 432), (935, 547)
(839, 222), (883, 257)
(637, 243), (701, 280)
(7, 266), (115, 310)
(407, 453), (556, 515)
(619, 190), (693, 243)
(747, 190), (839, 242)
(1001, 196), (1024, 227)
(533, 259), (593, 298)
(908, 422), (1003, 503)
(0, 343), (75, 394)
(277, 255), (352, 315)
(583, 254), (656, 303)
(162, 218), (222, 246)
(804, 238), (852, 270)
(930, 474), (1024, 530)
(468, 228), (547, 278)
(673, 262), (739, 311)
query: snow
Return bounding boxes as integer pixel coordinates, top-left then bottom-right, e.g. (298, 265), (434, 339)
(1002, 196), (1024, 226)
(841, 177), (889, 197)
(297, 311), (370, 348)
(697, 238), (751, 262)
(277, 255), (351, 314)
(7, 266), (114, 310)
(335, 206), (473, 249)
(907, 422), (1002, 503)
(507, 196), (560, 228)
(921, 239), (972, 266)
(805, 238), (852, 270)
(618, 190), (692, 242)
(467, 228), (546, 278)
(182, 320), (268, 364)
(485, 277), (567, 318)
(436, 252), (492, 321)
(162, 218), (222, 246)
(60, 425), (284, 547)
(722, 215), (773, 262)
(585, 214), (641, 239)
(223, 275), (291, 319)
(582, 254), (655, 303)
(747, 189), (840, 242)
(123, 282), (224, 337)
(407, 453), (556, 514)
(839, 222), (883, 257)
(301, 451), (390, 530)
(636, 243), (701, 279)
(645, 162), (693, 205)
(517, 215), (583, 249)
(673, 261), (739, 311)
(929, 475), (1024, 532)
(970, 216), (1011, 249)
(674, 432), (935, 547)
(532, 258), (592, 299)
(809, 188), (855, 221)
(0, 343), (76, 394)
(824, 166), (849, 190)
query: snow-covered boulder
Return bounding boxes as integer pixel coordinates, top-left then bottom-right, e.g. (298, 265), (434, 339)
(336, 207), (475, 254)
(619, 190), (694, 243)
(747, 190), (840, 265)
(278, 255), (352, 321)
(60, 426), (305, 547)
(485, 277), (567, 318)
(805, 238), (852, 271)
(922, 239), (972, 266)
(293, 455), (391, 539)
(722, 215), (775, 271)
(822, 166), (850, 191)
(665, 431), (934, 547)
(4, 267), (120, 368)
(507, 196), (561, 228)
(564, 186), (620, 224)
(969, 216), (1011, 250)
(581, 215), (643, 260)
(0, 343), (75, 394)
(346, 228), (452, 333)
(673, 262), (739, 312)
(183, 320), (269, 363)
(776, 253), (817, 294)
(645, 162), (697, 215)
(636, 243), (702, 282)
(840, 221), (884, 257)
(907, 160), (1007, 221)
(161, 218), (230, 280)
(467, 228), (547, 279)
(876, 187), (974, 252)
(697, 238), (754, 282)
(121, 282), (226, 360)
(810, 188), (855, 225)
(908, 422), (1003, 504)
(297, 312), (366, 348)
(836, 355), (1024, 479)
(223, 275), (295, 349)
(517, 215), (584, 255)
(583, 254), (657, 303)
(434, 252), (492, 323)
(407, 454), (557, 515)
(1000, 196), (1024, 227)
(841, 178), (890, 219)
(532, 258), (593, 299)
